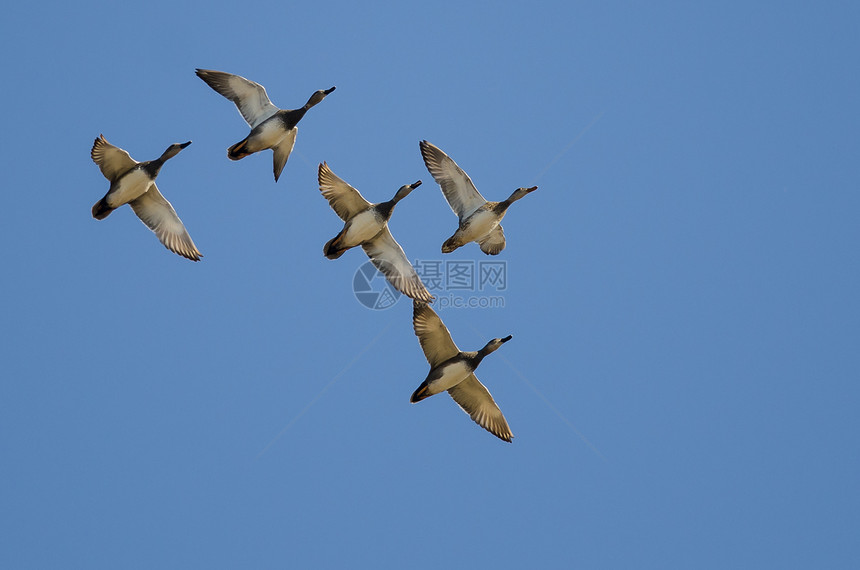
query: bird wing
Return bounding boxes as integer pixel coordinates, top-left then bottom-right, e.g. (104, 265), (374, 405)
(412, 301), (459, 366)
(478, 224), (506, 255)
(362, 228), (434, 303)
(195, 69), (279, 129)
(419, 140), (487, 219)
(448, 374), (514, 442)
(272, 128), (297, 182)
(91, 134), (137, 181)
(129, 185), (202, 261)
(318, 162), (372, 220)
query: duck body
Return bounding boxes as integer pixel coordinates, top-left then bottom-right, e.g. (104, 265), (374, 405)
(318, 163), (434, 302)
(93, 143), (185, 219)
(226, 108), (306, 160)
(442, 202), (508, 253)
(93, 167), (154, 218)
(324, 201), (393, 259)
(419, 140), (536, 255)
(410, 301), (514, 442)
(90, 135), (202, 261)
(196, 69), (334, 182)
(410, 353), (480, 401)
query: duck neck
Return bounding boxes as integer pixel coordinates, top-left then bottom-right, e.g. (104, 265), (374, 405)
(142, 159), (166, 179)
(375, 200), (396, 221)
(464, 351), (486, 368)
(493, 200), (513, 215)
(281, 107), (309, 129)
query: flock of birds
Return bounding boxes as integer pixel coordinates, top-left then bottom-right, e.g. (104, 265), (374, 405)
(90, 69), (538, 442)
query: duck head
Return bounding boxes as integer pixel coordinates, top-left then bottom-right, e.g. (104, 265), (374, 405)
(159, 141), (192, 161)
(480, 334), (513, 355)
(393, 180), (422, 203)
(508, 186), (537, 202)
(306, 86), (336, 108)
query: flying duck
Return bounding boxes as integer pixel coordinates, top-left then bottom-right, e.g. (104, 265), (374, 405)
(195, 69), (335, 182)
(318, 163), (433, 303)
(410, 301), (514, 442)
(419, 140), (536, 255)
(90, 135), (202, 261)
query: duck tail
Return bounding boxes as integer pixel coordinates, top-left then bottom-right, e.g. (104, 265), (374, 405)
(441, 235), (460, 254)
(227, 138), (251, 160)
(323, 236), (347, 260)
(410, 384), (432, 403)
(92, 198), (113, 220)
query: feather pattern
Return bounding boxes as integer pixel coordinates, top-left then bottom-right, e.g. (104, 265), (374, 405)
(195, 69), (279, 128)
(319, 164), (432, 302)
(419, 140), (486, 219)
(318, 162), (372, 221)
(129, 185), (202, 261)
(411, 302), (514, 442)
(362, 229), (434, 303)
(448, 374), (514, 442)
(196, 69), (335, 182)
(420, 140), (535, 255)
(90, 135), (201, 261)
(91, 135), (136, 181)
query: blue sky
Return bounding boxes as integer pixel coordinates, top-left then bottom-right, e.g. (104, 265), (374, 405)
(2, 1), (859, 568)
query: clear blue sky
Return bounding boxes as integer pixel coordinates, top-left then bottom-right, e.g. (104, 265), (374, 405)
(2, 1), (859, 568)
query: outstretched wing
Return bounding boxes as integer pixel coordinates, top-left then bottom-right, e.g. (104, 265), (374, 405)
(273, 128), (297, 182)
(362, 229), (434, 303)
(318, 162), (372, 220)
(412, 301), (459, 366)
(419, 140), (487, 219)
(129, 185), (202, 261)
(478, 224), (506, 255)
(91, 134), (137, 181)
(448, 374), (513, 442)
(195, 69), (279, 128)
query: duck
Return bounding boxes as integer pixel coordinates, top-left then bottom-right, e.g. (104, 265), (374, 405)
(410, 301), (514, 442)
(195, 69), (335, 182)
(419, 140), (536, 255)
(90, 135), (202, 261)
(318, 163), (434, 303)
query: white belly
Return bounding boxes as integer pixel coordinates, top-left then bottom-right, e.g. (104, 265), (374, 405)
(428, 360), (472, 395)
(340, 210), (384, 247)
(107, 169), (153, 208)
(460, 208), (501, 242)
(248, 120), (291, 151)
